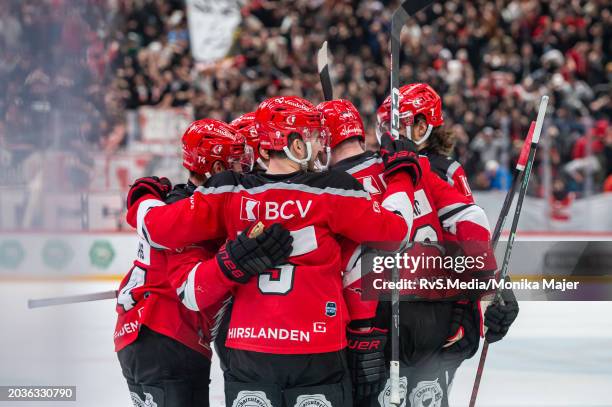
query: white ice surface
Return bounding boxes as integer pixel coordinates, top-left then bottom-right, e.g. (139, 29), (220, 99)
(0, 282), (610, 406)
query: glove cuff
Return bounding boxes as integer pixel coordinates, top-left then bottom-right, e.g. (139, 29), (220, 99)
(216, 244), (249, 284)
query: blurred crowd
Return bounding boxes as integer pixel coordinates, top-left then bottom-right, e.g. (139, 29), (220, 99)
(1, 0), (610, 197)
(0, 0), (119, 187)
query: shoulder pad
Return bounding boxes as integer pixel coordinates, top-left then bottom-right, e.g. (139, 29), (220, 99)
(204, 170), (241, 188)
(304, 170), (366, 192)
(165, 183), (192, 204)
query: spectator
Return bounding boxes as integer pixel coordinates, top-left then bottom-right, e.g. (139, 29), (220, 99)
(0, 0), (609, 200)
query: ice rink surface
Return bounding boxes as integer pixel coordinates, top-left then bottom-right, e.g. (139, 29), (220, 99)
(0, 281), (611, 407)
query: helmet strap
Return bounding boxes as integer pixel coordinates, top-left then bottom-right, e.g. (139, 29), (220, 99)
(314, 146), (331, 172)
(283, 141), (312, 169)
(256, 157), (268, 171)
(375, 125), (383, 145)
(407, 124), (433, 145)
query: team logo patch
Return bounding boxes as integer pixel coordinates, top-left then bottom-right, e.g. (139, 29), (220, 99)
(294, 394), (332, 407)
(232, 390), (273, 407)
(240, 196), (260, 221)
(313, 322), (326, 332)
(377, 376), (408, 407)
(130, 392), (157, 407)
(408, 379), (443, 407)
(325, 301), (337, 317)
(212, 144), (223, 155)
(372, 200), (381, 213)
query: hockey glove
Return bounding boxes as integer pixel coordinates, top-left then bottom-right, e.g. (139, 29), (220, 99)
(216, 223), (293, 284)
(126, 176), (172, 209)
(379, 133), (422, 185)
(442, 300), (481, 361)
(347, 325), (388, 400)
(485, 285), (519, 343)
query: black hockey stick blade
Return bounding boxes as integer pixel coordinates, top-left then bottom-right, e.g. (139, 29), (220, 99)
(317, 41), (333, 101)
(390, 0), (434, 140)
(391, 0), (434, 40)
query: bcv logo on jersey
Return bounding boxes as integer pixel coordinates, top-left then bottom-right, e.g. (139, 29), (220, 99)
(240, 196), (313, 221)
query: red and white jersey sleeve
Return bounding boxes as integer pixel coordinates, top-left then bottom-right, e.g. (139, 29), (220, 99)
(131, 191), (228, 250)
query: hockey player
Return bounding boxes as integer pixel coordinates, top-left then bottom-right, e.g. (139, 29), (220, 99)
(317, 98), (496, 407)
(376, 83), (473, 203)
(377, 84), (520, 385)
(115, 118), (291, 407)
(231, 112), (270, 171)
(125, 95), (423, 407)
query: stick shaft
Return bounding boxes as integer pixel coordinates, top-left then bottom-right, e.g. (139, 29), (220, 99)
(388, 2), (434, 404)
(28, 290), (118, 309)
(491, 121), (535, 246)
(469, 96), (548, 407)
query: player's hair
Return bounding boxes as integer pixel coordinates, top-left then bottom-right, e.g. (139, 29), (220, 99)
(415, 114), (456, 156)
(268, 132), (303, 160)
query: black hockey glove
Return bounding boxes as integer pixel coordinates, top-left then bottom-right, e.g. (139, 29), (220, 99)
(347, 325), (388, 400)
(379, 133), (422, 185)
(126, 176), (172, 209)
(485, 286), (519, 343)
(216, 223), (293, 284)
(442, 300), (481, 361)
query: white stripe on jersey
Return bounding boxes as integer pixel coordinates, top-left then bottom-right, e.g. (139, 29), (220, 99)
(196, 182), (371, 200)
(342, 246), (363, 288)
(346, 157), (383, 175)
(180, 262), (201, 311)
(382, 191), (414, 249)
(290, 226), (318, 257)
(137, 199), (168, 250)
(446, 161), (461, 186)
(440, 204), (491, 235)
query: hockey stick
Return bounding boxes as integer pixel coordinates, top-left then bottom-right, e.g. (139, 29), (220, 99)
(317, 41), (333, 101)
(27, 223), (267, 309)
(469, 95), (549, 407)
(490, 120), (536, 247)
(389, 1), (434, 405)
(28, 290), (118, 309)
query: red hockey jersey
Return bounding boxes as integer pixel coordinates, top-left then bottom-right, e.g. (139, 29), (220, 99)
(333, 151), (494, 315)
(133, 169), (414, 354)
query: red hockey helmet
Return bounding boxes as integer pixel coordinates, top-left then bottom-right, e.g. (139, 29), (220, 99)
(316, 99), (365, 149)
(255, 96), (329, 166)
(182, 119), (253, 176)
(230, 112), (258, 149)
(376, 83), (444, 145)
